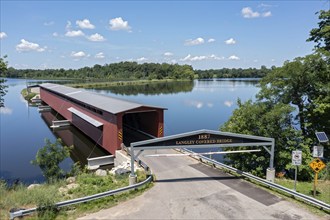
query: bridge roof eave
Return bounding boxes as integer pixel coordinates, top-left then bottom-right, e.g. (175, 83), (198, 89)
(39, 83), (166, 115)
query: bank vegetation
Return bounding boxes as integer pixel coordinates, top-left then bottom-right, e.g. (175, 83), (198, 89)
(0, 170), (151, 220)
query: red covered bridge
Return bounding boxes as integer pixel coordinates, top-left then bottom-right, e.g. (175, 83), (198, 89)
(39, 83), (166, 155)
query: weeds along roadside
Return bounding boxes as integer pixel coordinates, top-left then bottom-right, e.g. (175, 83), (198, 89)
(0, 170), (152, 220)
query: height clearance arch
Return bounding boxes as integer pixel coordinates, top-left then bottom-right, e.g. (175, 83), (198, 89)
(130, 129), (275, 181)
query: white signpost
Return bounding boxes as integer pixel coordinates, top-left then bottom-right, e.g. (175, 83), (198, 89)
(313, 146), (324, 158)
(292, 150), (302, 165)
(292, 150), (302, 191)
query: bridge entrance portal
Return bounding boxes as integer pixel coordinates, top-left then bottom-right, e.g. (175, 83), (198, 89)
(129, 129), (275, 183)
(123, 111), (159, 146)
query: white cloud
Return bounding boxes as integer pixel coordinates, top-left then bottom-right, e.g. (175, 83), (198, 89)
(14, 63), (29, 68)
(208, 38), (215, 43)
(224, 101), (234, 107)
(66, 21), (72, 30)
(40, 63), (48, 69)
(191, 56), (208, 61)
(53, 32), (58, 37)
(0, 32), (8, 39)
(65, 30), (85, 37)
(242, 7), (260, 18)
(109, 17), (131, 31)
(76, 19), (95, 29)
(164, 52), (173, 56)
(16, 39), (46, 52)
(262, 11), (272, 17)
(181, 54), (224, 62)
(95, 52), (105, 59)
(210, 54), (224, 60)
(0, 107), (13, 115)
(242, 7), (272, 18)
(184, 37), (204, 46)
(71, 51), (87, 58)
(44, 21), (54, 26)
(87, 33), (106, 42)
(225, 38), (236, 45)
(181, 54), (192, 61)
(137, 57), (148, 62)
(258, 3), (274, 8)
(228, 55), (240, 60)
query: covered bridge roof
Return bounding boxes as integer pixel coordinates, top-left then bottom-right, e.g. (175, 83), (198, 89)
(39, 83), (166, 114)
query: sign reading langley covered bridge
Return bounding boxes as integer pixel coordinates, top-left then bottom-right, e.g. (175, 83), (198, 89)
(129, 129), (276, 182)
(136, 131), (273, 148)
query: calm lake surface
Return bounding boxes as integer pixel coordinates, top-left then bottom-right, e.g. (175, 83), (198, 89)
(0, 78), (259, 184)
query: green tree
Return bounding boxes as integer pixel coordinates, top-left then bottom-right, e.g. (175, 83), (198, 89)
(220, 10), (329, 180)
(221, 100), (314, 180)
(257, 53), (329, 137)
(307, 10), (330, 53)
(31, 139), (71, 183)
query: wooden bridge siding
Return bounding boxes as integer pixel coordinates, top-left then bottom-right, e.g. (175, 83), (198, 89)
(40, 87), (165, 155)
(40, 89), (73, 120)
(71, 114), (103, 145)
(101, 112), (122, 155)
(40, 88), (119, 153)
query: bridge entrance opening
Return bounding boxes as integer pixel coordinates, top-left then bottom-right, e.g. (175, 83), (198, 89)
(123, 111), (159, 146)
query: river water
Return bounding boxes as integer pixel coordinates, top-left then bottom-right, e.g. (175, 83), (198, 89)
(0, 78), (259, 184)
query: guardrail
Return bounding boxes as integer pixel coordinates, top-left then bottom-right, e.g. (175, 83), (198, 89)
(180, 148), (330, 211)
(9, 171), (153, 219)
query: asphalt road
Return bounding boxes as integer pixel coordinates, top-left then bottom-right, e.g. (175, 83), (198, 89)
(78, 149), (326, 219)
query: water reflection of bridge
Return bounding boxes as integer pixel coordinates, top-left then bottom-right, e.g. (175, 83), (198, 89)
(41, 111), (109, 166)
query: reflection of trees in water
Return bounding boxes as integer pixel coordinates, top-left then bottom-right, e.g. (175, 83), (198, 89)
(0, 79), (7, 107)
(95, 81), (194, 95)
(1, 56), (8, 107)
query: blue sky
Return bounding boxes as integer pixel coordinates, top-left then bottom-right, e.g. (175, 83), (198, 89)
(0, 1), (328, 70)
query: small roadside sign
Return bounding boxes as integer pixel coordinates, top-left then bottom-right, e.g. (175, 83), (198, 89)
(309, 158), (326, 173)
(313, 146), (324, 158)
(292, 150), (302, 165)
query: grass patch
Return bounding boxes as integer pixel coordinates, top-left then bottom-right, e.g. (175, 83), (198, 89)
(0, 180), (66, 219)
(0, 170), (152, 219)
(275, 178), (330, 204)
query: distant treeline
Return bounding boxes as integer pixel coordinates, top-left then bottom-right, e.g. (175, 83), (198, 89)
(195, 65), (274, 79)
(3, 62), (195, 80)
(2, 62), (274, 80)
